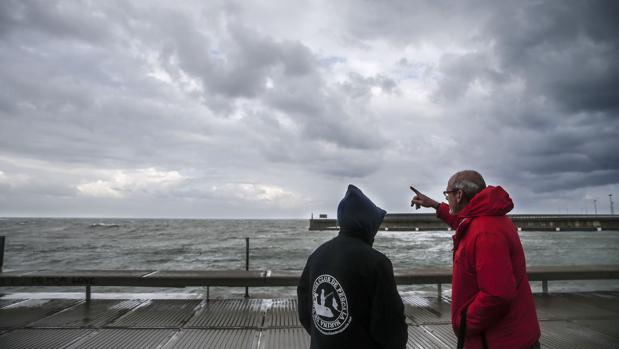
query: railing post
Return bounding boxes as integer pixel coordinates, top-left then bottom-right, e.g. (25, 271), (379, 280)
(245, 237), (250, 298)
(0, 236), (5, 273)
(542, 280), (548, 295)
(437, 283), (442, 300)
(85, 285), (91, 302)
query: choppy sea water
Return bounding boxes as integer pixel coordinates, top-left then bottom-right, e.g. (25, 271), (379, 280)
(1, 218), (618, 299)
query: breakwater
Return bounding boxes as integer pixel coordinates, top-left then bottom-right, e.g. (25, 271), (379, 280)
(309, 213), (619, 231)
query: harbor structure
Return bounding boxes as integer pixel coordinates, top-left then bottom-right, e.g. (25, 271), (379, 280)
(309, 213), (619, 231)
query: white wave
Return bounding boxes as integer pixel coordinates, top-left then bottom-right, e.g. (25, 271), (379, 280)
(90, 223), (121, 228)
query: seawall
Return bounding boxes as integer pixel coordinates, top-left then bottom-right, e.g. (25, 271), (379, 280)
(309, 213), (619, 231)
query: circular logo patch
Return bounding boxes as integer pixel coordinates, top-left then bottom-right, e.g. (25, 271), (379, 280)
(312, 274), (351, 335)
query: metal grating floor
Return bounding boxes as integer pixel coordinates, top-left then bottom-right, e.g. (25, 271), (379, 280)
(258, 328), (309, 349)
(263, 299), (303, 328)
(185, 299), (264, 328)
(30, 299), (143, 328)
(570, 318), (619, 339)
(539, 320), (618, 349)
(406, 326), (450, 349)
(0, 299), (79, 329)
(402, 295), (451, 325)
(535, 293), (618, 320)
(0, 292), (618, 348)
(0, 329), (93, 349)
(561, 292), (619, 313)
(66, 329), (176, 349)
(164, 329), (259, 349)
(421, 324), (457, 348)
(110, 300), (201, 328)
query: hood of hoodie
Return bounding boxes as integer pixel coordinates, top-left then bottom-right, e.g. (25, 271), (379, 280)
(337, 184), (386, 246)
(458, 185), (514, 218)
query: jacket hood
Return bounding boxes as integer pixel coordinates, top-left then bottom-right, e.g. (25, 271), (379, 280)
(458, 185), (514, 218)
(337, 184), (386, 246)
(451, 186), (514, 253)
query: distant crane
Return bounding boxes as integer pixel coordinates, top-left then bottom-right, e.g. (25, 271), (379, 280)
(610, 194), (615, 215)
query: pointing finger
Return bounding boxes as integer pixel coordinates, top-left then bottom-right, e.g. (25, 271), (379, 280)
(410, 186), (421, 195)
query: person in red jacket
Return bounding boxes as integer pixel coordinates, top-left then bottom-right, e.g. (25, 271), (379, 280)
(411, 170), (540, 349)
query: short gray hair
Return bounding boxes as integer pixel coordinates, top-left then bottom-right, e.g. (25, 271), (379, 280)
(452, 170), (486, 200)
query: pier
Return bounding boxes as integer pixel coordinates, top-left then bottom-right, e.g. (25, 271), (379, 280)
(309, 213), (619, 231)
(1, 236), (619, 347)
(1, 291), (618, 348)
(2, 265), (619, 347)
(2, 266), (619, 348)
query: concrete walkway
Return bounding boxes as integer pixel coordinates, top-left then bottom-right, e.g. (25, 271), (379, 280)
(1, 292), (618, 348)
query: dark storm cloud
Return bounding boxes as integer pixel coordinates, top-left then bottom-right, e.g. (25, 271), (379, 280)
(486, 1), (619, 114)
(0, 0), (120, 43)
(416, 0), (619, 197)
(512, 169), (619, 195)
(0, 0), (389, 212)
(431, 0), (619, 116)
(241, 107), (385, 177)
(330, 0), (492, 44)
(434, 51), (507, 102)
(125, 4), (387, 154)
(331, 0), (618, 194)
(0, 0), (617, 217)
(0, 35), (195, 169)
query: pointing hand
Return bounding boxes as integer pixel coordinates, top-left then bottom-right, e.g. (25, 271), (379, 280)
(410, 186), (440, 210)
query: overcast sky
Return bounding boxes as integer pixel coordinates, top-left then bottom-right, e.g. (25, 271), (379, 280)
(0, 0), (617, 218)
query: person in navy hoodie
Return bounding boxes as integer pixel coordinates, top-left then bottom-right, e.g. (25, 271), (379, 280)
(297, 184), (408, 349)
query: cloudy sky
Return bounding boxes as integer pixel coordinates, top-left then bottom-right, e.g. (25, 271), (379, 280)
(0, 1), (617, 218)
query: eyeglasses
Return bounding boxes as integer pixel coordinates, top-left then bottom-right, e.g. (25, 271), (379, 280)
(443, 189), (460, 198)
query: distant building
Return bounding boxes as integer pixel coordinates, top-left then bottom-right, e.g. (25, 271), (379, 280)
(319, 214), (328, 219)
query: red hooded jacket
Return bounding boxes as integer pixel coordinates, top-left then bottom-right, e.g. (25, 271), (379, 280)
(437, 186), (540, 349)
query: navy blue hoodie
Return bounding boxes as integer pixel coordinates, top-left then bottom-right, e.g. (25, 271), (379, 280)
(297, 185), (408, 349)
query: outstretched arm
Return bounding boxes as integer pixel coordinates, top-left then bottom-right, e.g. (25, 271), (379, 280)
(410, 186), (459, 229)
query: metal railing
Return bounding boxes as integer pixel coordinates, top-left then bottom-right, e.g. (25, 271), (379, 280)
(2, 236), (619, 301)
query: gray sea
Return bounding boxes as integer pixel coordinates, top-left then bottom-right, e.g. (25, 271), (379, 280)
(1, 218), (618, 299)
